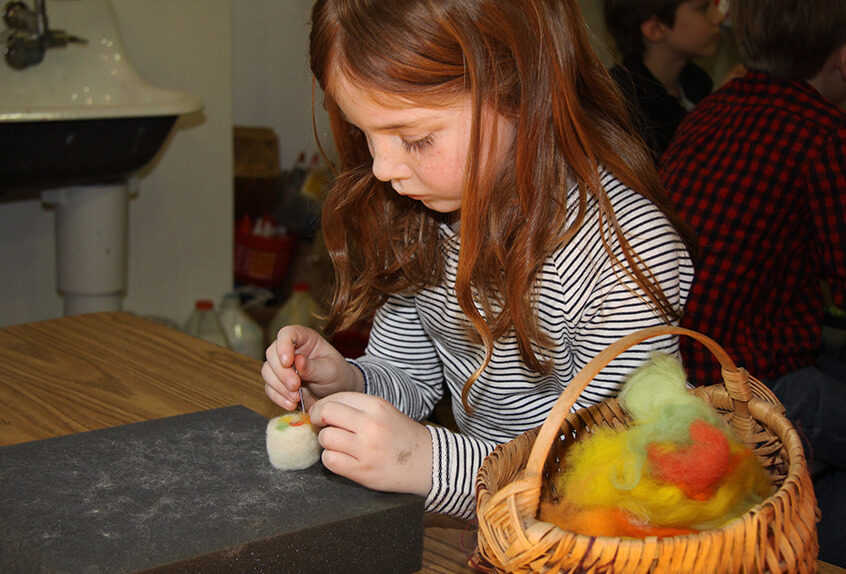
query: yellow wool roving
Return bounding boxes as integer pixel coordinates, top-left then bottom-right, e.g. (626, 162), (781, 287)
(539, 352), (773, 538)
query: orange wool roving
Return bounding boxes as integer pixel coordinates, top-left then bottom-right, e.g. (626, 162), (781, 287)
(648, 418), (732, 500)
(539, 352), (772, 538)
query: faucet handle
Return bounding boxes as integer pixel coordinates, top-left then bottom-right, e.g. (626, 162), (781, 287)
(3, 1), (38, 33)
(3, 28), (43, 68)
(2, 0), (86, 69)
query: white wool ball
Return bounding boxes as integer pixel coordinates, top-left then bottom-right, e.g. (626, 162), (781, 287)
(266, 412), (321, 471)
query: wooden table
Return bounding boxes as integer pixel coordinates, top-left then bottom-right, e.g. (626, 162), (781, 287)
(1, 312), (842, 574)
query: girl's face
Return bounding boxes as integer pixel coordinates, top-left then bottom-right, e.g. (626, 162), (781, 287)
(665, 0), (726, 59)
(332, 75), (515, 213)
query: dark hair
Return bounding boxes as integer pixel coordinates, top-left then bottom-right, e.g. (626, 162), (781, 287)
(310, 0), (696, 407)
(603, 0), (685, 59)
(731, 0), (846, 80)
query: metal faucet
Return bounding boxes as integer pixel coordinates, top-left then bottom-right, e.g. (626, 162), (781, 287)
(2, 0), (86, 69)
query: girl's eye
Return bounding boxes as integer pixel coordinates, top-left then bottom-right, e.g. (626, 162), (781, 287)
(402, 134), (434, 153)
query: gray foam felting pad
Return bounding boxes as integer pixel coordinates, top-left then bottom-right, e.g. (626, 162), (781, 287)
(0, 405), (424, 573)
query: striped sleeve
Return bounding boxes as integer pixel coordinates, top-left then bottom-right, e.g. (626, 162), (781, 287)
(353, 294), (445, 420)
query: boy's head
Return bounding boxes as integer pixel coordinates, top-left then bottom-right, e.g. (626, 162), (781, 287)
(731, 0), (846, 81)
(603, 0), (689, 59)
(604, 0), (724, 61)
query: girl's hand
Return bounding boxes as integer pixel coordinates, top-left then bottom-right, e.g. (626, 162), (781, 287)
(262, 325), (365, 411)
(309, 392), (433, 497)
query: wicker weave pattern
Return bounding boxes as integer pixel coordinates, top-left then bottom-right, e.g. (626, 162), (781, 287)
(475, 327), (819, 573)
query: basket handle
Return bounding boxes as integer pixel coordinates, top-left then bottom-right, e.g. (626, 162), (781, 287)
(525, 325), (754, 477)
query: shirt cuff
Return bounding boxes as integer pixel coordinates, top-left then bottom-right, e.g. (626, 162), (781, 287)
(345, 358), (369, 393)
(424, 425), (447, 513)
(424, 424), (477, 519)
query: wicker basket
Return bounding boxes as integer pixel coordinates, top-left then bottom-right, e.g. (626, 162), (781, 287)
(475, 326), (819, 573)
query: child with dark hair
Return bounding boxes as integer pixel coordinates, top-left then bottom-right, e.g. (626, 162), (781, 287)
(603, 0), (726, 160)
(660, 0), (846, 565)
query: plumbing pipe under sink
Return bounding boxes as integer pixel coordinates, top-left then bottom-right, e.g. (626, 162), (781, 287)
(42, 182), (130, 316)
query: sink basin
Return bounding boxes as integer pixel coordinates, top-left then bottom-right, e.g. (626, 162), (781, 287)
(0, 0), (202, 197)
(0, 116), (177, 195)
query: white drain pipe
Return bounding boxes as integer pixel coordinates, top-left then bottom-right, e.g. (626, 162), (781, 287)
(42, 181), (129, 315)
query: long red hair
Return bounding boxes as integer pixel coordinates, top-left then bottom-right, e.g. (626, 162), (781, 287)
(309, 0), (695, 408)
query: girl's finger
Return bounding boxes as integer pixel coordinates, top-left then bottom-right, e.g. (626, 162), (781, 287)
(320, 448), (359, 477)
(317, 425), (359, 457)
(264, 382), (299, 411)
(309, 396), (365, 430)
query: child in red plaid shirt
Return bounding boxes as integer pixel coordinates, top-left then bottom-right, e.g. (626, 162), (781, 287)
(660, 0), (846, 566)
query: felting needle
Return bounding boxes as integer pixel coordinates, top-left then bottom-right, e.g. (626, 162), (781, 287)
(293, 358), (306, 413)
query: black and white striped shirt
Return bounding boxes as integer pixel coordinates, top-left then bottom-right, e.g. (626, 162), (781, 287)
(351, 170), (694, 518)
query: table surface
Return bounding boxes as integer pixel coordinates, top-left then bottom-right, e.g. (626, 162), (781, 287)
(1, 312), (842, 574)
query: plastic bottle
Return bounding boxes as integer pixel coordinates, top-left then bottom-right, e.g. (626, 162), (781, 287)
(267, 282), (325, 342)
(184, 299), (230, 349)
(218, 292), (265, 360)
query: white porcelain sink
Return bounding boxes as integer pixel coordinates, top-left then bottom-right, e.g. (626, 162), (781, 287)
(0, 0), (203, 195)
(0, 0), (203, 316)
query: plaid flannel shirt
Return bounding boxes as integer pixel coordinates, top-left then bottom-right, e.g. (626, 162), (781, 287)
(660, 71), (846, 384)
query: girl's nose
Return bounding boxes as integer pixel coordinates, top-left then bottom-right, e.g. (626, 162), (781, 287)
(370, 151), (393, 182)
(369, 137), (408, 183)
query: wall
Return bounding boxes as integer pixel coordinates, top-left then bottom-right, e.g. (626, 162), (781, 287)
(577, 0), (617, 66)
(232, 0), (334, 171)
(0, 0), (233, 328)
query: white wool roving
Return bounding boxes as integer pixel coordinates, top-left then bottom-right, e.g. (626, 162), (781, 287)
(266, 412), (321, 470)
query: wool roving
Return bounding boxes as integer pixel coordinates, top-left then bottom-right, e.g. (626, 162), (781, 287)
(539, 352), (772, 538)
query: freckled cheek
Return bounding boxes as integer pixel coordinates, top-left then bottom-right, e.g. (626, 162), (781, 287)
(420, 153), (465, 193)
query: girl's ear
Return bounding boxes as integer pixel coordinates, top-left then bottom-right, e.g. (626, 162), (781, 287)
(640, 16), (669, 44)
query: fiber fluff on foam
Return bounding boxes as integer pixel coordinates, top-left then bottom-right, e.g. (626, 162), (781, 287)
(539, 352), (772, 538)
